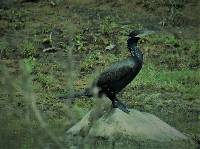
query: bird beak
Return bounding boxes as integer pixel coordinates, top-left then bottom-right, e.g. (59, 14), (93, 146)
(135, 30), (155, 38)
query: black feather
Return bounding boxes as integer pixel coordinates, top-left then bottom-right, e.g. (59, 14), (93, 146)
(59, 30), (146, 113)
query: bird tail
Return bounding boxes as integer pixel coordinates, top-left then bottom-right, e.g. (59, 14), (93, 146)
(58, 88), (92, 100)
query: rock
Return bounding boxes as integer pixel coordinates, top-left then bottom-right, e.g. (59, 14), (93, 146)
(89, 109), (188, 141)
(105, 44), (116, 50)
(66, 98), (195, 148)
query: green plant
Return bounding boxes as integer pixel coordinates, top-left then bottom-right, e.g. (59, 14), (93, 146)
(20, 41), (38, 58)
(132, 64), (200, 97)
(74, 33), (85, 51)
(0, 41), (9, 49)
(80, 52), (102, 71)
(148, 33), (178, 45)
(0, 41), (9, 57)
(23, 57), (37, 69)
(35, 73), (56, 88)
(80, 52), (119, 72)
(100, 16), (119, 36)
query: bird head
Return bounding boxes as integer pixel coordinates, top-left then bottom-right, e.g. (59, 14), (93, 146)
(128, 30), (154, 38)
(127, 30), (154, 47)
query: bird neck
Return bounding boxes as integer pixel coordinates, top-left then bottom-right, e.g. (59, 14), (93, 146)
(128, 42), (143, 63)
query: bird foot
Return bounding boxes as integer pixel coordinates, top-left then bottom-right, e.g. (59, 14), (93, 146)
(113, 101), (130, 114)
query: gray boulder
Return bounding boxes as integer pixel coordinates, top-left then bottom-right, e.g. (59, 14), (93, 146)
(66, 98), (195, 148)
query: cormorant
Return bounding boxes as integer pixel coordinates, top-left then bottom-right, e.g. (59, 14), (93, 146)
(59, 30), (153, 113)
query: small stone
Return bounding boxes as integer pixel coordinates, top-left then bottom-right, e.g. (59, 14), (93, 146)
(105, 44), (116, 50)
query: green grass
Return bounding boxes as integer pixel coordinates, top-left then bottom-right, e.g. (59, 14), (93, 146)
(19, 40), (38, 57)
(132, 64), (200, 97)
(147, 33), (178, 45)
(0, 0), (199, 148)
(142, 34), (200, 70)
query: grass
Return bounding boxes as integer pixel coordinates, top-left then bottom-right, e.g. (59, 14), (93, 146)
(0, 0), (199, 148)
(141, 33), (200, 70)
(19, 40), (38, 57)
(132, 64), (200, 96)
(80, 51), (120, 72)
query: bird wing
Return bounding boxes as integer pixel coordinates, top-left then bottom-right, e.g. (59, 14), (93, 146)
(96, 58), (135, 87)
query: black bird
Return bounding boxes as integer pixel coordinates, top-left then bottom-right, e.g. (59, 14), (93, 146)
(59, 30), (154, 113)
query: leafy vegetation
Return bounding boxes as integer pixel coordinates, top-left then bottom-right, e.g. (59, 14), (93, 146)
(19, 40), (38, 57)
(0, 0), (199, 148)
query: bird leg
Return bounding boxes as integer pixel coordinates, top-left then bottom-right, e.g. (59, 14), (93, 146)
(109, 95), (130, 113)
(116, 98), (130, 114)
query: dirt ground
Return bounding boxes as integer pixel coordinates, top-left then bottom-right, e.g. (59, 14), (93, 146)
(0, 0), (199, 148)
